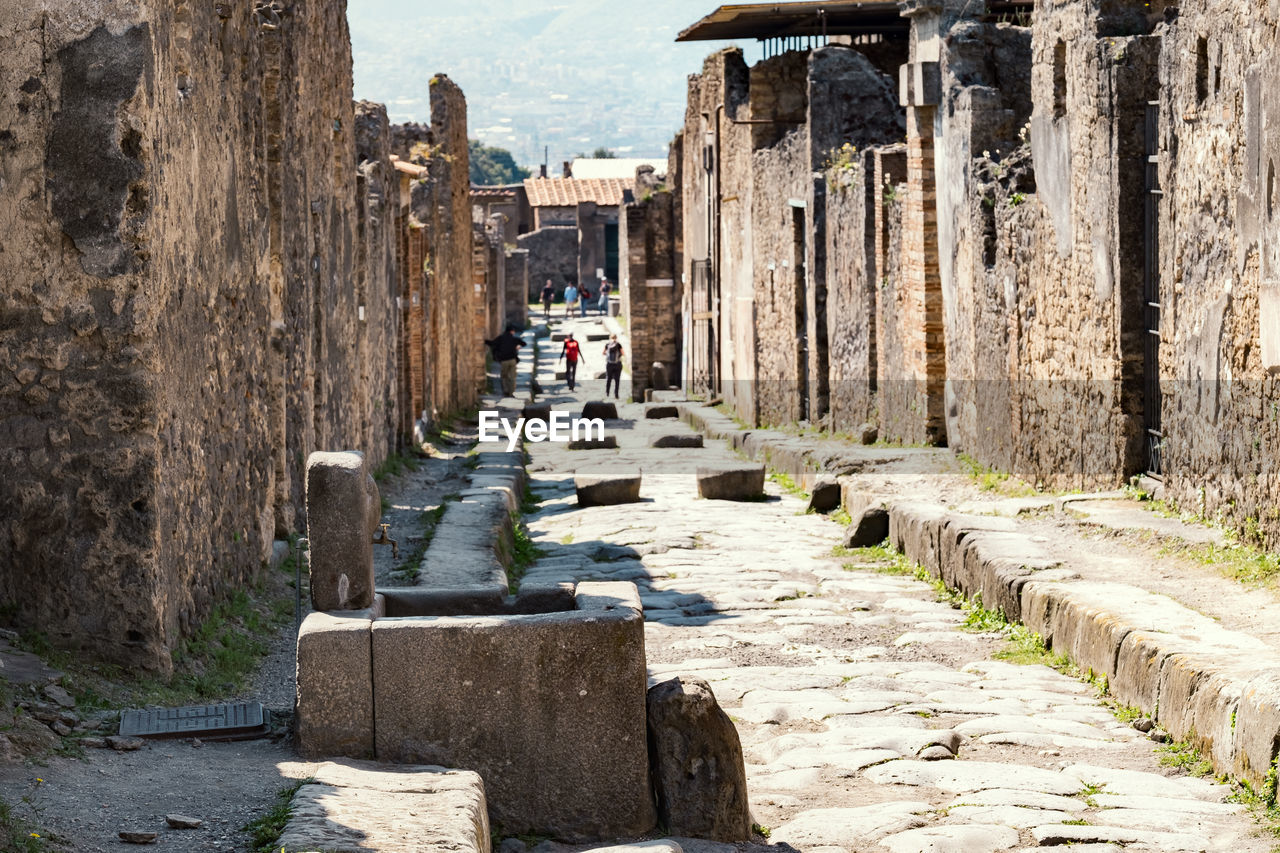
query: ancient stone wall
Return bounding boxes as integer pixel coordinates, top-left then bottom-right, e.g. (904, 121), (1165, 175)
(874, 151), (923, 444)
(404, 75), (478, 422)
(937, 4), (1156, 488)
(504, 248), (530, 330)
(517, 226), (578, 299)
(751, 129), (811, 426)
(620, 192), (679, 395)
(825, 149), (879, 434)
(0, 0), (410, 670)
(678, 49), (750, 404)
(1157, 0), (1280, 542)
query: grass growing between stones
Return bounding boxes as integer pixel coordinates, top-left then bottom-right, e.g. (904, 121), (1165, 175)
(770, 472), (809, 500)
(508, 522), (545, 595)
(1157, 733), (1215, 777)
(956, 452), (1037, 497)
(242, 777), (310, 853)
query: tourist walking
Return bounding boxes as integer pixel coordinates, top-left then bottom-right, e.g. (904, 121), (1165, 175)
(578, 285), (591, 317)
(559, 332), (584, 391)
(603, 334), (623, 399)
(564, 283), (579, 318)
(597, 279), (611, 316)
(540, 279), (555, 320)
(485, 324), (525, 397)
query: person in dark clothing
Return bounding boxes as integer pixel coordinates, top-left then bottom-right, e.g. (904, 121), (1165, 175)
(485, 325), (525, 396)
(558, 333), (584, 391)
(603, 334), (623, 399)
(540, 279), (555, 319)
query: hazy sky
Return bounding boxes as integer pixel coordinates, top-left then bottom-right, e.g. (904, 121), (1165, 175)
(345, 0), (759, 165)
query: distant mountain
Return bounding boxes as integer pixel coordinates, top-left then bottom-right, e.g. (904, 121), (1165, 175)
(346, 0), (758, 170)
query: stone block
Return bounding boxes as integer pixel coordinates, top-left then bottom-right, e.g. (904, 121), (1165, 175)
(807, 477), (841, 513)
(276, 759), (490, 853)
(581, 401), (619, 420)
(859, 423), (879, 445)
(645, 405), (679, 420)
(647, 677), (751, 841)
(844, 506), (890, 548)
(306, 451), (380, 612)
(576, 473), (642, 506)
(371, 583), (655, 840)
(568, 435), (618, 450)
(650, 434), (704, 449)
(522, 402), (552, 421)
(696, 465), (765, 501)
(296, 612), (373, 759)
(1233, 670), (1280, 785)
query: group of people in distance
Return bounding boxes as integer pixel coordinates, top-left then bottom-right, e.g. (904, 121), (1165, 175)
(485, 275), (627, 399)
(540, 278), (610, 319)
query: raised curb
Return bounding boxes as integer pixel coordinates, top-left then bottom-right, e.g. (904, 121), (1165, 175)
(676, 401), (1280, 788)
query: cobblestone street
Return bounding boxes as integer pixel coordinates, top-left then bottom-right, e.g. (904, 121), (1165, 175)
(517, 321), (1271, 853)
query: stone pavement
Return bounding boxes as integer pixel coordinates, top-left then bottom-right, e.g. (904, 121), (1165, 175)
(514, 318), (1273, 852)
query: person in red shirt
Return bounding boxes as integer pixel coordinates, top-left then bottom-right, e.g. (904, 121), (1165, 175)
(558, 333), (585, 391)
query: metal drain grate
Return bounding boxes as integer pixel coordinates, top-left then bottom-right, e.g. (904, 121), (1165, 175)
(120, 701), (269, 740)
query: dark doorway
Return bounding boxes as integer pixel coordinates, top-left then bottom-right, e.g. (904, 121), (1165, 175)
(793, 205), (809, 421)
(604, 222), (619, 284)
(1143, 100), (1163, 477)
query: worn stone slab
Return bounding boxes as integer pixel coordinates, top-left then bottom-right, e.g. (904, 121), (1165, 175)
(696, 464), (765, 501)
(864, 760), (1081, 795)
(769, 802), (932, 846)
(306, 450), (380, 611)
(276, 760), (489, 853)
(371, 583), (655, 840)
(576, 473), (642, 506)
(1028, 824), (1211, 850)
(296, 612), (373, 759)
(651, 433), (704, 448)
(880, 824), (1019, 852)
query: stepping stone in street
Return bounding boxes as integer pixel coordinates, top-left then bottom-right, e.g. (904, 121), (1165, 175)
(807, 477), (841, 513)
(522, 402), (552, 421)
(651, 434), (703, 449)
(581, 401), (618, 420)
(568, 435), (618, 450)
(576, 473), (642, 506)
(844, 505), (889, 547)
(644, 405), (680, 419)
(696, 464), (765, 501)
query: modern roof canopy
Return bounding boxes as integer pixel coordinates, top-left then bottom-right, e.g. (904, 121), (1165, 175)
(677, 1), (1031, 42)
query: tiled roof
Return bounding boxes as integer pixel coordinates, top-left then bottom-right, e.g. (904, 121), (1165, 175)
(523, 177), (630, 208)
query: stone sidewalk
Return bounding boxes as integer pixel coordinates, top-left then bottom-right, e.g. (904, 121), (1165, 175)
(515, 322), (1274, 852)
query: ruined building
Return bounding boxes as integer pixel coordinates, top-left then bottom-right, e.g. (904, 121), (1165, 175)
(0, 4), (500, 670)
(646, 0), (1277, 544)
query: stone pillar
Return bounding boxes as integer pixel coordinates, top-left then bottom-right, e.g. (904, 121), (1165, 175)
(306, 451), (380, 612)
(899, 0), (950, 446)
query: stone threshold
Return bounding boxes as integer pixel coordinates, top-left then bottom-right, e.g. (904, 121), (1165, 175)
(676, 401), (1280, 789)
